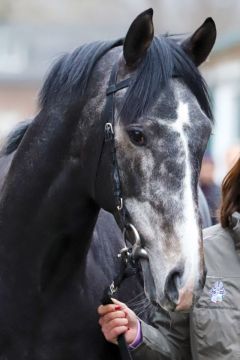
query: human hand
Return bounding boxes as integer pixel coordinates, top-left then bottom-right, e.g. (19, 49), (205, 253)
(98, 298), (139, 345)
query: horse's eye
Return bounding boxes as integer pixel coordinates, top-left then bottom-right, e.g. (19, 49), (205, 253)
(127, 129), (146, 146)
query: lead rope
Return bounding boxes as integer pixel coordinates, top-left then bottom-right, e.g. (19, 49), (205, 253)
(101, 250), (135, 360)
(102, 246), (138, 360)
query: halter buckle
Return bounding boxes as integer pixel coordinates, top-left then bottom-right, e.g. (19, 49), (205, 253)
(109, 281), (118, 295)
(116, 197), (123, 211)
(105, 123), (114, 141)
(117, 246), (132, 262)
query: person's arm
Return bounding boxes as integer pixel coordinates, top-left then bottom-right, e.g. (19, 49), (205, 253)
(98, 299), (192, 360)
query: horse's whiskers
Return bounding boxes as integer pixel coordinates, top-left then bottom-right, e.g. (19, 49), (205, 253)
(126, 291), (146, 305)
(134, 302), (153, 318)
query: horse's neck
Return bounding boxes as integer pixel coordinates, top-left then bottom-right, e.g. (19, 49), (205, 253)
(0, 178), (100, 317)
(0, 111), (101, 287)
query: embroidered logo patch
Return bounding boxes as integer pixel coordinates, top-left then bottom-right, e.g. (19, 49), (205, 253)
(209, 281), (226, 303)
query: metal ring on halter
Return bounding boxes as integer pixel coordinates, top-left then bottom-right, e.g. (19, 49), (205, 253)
(123, 223), (141, 246)
(123, 223), (149, 260)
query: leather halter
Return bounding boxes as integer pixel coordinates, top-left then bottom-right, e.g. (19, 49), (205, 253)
(101, 62), (148, 360)
(103, 62), (130, 215)
(102, 61), (148, 260)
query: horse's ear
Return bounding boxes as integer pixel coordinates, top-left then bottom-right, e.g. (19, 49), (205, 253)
(123, 8), (154, 68)
(181, 18), (216, 66)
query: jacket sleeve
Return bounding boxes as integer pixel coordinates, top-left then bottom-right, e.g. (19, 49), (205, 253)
(131, 309), (192, 360)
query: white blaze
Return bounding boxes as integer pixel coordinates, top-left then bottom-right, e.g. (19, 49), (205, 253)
(172, 101), (200, 287)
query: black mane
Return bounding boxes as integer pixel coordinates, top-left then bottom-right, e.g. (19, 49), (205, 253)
(1, 121), (30, 156)
(121, 36), (213, 122)
(39, 35), (212, 122)
(39, 39), (123, 108)
(2, 35), (213, 158)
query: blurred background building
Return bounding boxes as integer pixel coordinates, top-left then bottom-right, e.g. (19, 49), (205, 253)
(0, 0), (240, 183)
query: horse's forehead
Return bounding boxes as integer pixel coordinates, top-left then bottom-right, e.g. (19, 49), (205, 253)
(149, 81), (177, 120)
(150, 80), (211, 136)
(152, 80), (194, 117)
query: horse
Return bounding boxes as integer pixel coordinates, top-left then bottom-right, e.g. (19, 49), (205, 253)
(0, 9), (216, 360)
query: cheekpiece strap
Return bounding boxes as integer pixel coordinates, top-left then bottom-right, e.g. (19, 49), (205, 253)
(103, 62), (130, 218)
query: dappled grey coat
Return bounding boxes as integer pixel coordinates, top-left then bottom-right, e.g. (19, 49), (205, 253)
(131, 217), (240, 360)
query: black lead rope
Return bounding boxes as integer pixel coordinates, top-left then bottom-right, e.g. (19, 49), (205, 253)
(101, 63), (133, 360)
(101, 249), (136, 360)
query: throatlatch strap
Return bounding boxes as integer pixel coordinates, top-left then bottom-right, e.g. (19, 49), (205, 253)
(103, 63), (129, 218)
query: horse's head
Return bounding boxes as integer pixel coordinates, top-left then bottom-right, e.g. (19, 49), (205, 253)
(96, 10), (216, 312)
(38, 9), (216, 312)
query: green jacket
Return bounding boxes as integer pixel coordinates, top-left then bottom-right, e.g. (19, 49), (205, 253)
(131, 222), (240, 360)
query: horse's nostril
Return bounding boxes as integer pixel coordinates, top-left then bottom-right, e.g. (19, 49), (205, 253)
(164, 267), (184, 304)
